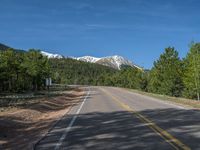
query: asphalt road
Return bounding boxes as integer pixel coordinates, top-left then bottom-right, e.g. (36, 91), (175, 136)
(35, 86), (200, 150)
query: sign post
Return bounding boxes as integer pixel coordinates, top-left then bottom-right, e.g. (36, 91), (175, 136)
(46, 78), (52, 97)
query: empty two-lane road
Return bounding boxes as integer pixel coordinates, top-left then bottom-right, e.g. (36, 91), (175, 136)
(35, 86), (200, 150)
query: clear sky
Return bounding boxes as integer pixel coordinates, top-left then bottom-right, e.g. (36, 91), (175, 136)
(1, 0), (200, 69)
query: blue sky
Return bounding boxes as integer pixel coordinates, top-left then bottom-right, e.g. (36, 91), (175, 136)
(1, 0), (200, 69)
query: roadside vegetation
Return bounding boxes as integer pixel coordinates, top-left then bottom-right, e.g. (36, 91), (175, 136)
(147, 43), (200, 100)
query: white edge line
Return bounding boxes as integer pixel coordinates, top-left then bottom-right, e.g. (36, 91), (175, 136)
(54, 88), (90, 150)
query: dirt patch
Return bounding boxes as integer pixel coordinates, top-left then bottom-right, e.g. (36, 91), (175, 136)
(0, 88), (85, 150)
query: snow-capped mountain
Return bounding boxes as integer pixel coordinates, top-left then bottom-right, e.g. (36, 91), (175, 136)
(40, 50), (141, 70)
(75, 55), (142, 70)
(41, 51), (63, 59)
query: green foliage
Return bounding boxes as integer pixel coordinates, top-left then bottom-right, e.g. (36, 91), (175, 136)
(182, 43), (200, 99)
(147, 47), (184, 97)
(109, 67), (145, 90)
(0, 49), (50, 92)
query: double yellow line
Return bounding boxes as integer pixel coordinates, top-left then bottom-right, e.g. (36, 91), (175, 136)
(101, 88), (191, 150)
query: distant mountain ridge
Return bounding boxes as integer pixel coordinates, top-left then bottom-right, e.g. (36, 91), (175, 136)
(0, 43), (25, 53)
(38, 51), (142, 70)
(75, 55), (142, 70)
(40, 50), (141, 70)
(0, 43), (10, 51)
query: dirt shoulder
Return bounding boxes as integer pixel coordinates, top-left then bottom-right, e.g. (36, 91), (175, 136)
(0, 88), (85, 150)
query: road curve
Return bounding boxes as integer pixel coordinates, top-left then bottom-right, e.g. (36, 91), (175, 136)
(35, 86), (200, 150)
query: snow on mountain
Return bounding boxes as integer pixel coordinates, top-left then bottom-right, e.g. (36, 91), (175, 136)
(76, 56), (100, 63)
(41, 51), (63, 59)
(74, 55), (142, 70)
(97, 55), (133, 70)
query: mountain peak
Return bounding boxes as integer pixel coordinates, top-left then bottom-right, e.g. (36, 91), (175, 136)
(98, 55), (134, 69)
(41, 51), (63, 58)
(74, 55), (142, 70)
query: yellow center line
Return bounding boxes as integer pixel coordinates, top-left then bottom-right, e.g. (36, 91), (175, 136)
(100, 88), (191, 150)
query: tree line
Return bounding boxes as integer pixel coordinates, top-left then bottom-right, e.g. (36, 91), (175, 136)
(147, 43), (200, 99)
(0, 49), (50, 92)
(0, 42), (200, 100)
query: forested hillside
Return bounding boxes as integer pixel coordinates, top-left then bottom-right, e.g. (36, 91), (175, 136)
(49, 58), (146, 90)
(0, 43), (10, 51)
(49, 58), (117, 85)
(0, 43), (25, 53)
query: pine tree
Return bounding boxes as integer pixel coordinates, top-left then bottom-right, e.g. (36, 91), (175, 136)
(148, 47), (184, 97)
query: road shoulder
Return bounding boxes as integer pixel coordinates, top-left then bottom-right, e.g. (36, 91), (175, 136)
(120, 87), (200, 110)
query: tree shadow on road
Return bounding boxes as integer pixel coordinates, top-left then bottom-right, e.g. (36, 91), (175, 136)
(35, 108), (200, 150)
